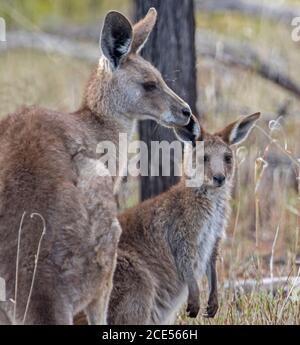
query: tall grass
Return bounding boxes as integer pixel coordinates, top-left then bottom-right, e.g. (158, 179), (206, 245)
(12, 212), (46, 324)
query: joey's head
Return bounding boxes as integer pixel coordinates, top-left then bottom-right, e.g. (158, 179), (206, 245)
(174, 112), (261, 189)
(85, 8), (191, 127)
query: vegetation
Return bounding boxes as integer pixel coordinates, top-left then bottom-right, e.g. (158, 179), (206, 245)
(0, 0), (131, 27)
(178, 289), (300, 325)
(0, 0), (299, 325)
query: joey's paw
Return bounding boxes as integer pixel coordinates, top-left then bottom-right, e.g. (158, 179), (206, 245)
(186, 303), (200, 318)
(202, 300), (219, 318)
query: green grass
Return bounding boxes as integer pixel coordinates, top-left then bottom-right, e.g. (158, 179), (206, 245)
(0, 50), (91, 117)
(196, 13), (268, 41)
(0, 0), (131, 27)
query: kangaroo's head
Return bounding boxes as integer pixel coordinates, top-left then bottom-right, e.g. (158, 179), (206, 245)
(85, 8), (191, 127)
(174, 112), (261, 189)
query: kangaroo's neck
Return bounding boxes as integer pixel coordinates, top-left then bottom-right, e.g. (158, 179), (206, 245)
(73, 65), (136, 167)
(82, 64), (135, 134)
(166, 178), (232, 237)
(74, 106), (135, 149)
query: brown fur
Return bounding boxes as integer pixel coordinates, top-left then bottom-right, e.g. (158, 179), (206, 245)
(0, 8), (192, 325)
(108, 113), (260, 325)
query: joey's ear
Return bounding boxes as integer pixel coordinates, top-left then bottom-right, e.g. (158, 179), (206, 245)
(131, 7), (157, 53)
(174, 115), (201, 145)
(100, 11), (133, 69)
(217, 112), (261, 145)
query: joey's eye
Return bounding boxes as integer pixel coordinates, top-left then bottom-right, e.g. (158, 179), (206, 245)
(224, 154), (232, 164)
(204, 154), (209, 163)
(143, 81), (157, 92)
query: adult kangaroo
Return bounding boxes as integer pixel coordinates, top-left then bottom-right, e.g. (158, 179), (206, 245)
(0, 8), (192, 325)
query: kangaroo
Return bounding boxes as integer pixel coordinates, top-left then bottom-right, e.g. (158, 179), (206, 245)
(108, 112), (260, 325)
(0, 8), (192, 325)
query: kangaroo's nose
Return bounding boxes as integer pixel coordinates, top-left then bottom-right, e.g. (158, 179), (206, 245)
(213, 174), (225, 187)
(182, 107), (192, 118)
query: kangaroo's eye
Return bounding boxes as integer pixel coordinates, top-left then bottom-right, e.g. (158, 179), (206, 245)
(143, 81), (157, 92)
(224, 154), (232, 164)
(204, 154), (209, 163)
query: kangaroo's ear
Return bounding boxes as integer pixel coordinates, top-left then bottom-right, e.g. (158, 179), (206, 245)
(131, 7), (157, 53)
(217, 112), (261, 145)
(100, 11), (133, 69)
(174, 115), (201, 145)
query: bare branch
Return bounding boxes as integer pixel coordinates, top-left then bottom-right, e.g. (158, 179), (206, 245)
(2, 29), (300, 98)
(224, 276), (300, 295)
(1, 30), (98, 63)
(196, 30), (300, 98)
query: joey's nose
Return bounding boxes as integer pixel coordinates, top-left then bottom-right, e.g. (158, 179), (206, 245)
(182, 107), (191, 118)
(213, 174), (225, 187)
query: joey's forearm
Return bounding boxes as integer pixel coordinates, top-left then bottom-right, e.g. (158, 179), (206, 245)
(204, 242), (219, 318)
(186, 275), (200, 318)
(207, 260), (217, 297)
(178, 256), (200, 318)
(170, 235), (200, 318)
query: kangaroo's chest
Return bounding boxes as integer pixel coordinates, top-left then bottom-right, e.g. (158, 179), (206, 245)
(194, 201), (226, 278)
(73, 153), (117, 224)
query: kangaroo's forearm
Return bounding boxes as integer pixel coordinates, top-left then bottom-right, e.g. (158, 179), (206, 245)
(175, 250), (200, 318)
(204, 240), (219, 318)
(207, 242), (219, 296)
(186, 274), (200, 318)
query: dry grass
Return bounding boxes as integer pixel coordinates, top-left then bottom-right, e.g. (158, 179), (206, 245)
(178, 288), (300, 325)
(0, 1), (299, 325)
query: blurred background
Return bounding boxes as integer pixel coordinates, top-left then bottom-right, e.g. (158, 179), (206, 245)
(0, 0), (299, 324)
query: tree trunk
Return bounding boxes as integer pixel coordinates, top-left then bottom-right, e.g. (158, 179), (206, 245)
(134, 0), (197, 201)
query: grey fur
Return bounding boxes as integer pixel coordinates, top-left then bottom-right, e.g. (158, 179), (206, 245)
(0, 8), (192, 325)
(108, 113), (260, 325)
